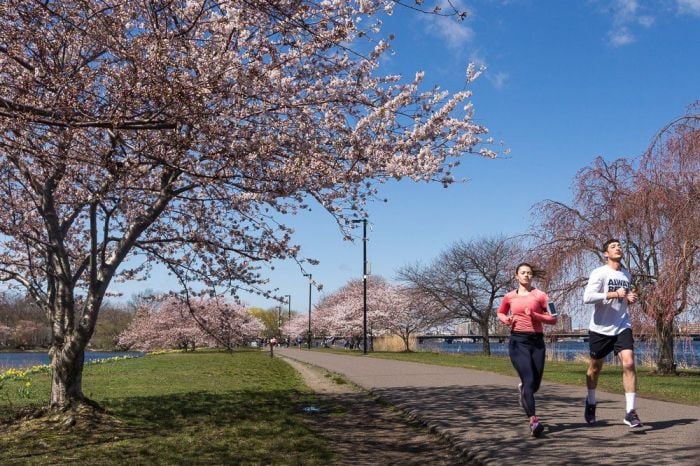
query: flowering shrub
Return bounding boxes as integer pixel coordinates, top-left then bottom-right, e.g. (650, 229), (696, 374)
(0, 354), (141, 400)
(0, 366), (43, 400)
(147, 349), (181, 356)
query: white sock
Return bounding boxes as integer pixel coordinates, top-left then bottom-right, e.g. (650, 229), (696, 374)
(625, 392), (636, 413)
(587, 389), (596, 404)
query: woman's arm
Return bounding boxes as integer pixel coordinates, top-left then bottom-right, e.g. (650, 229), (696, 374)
(497, 295), (512, 325)
(530, 294), (557, 324)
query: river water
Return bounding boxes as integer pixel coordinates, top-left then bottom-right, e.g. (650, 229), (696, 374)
(417, 339), (700, 369)
(0, 351), (144, 370)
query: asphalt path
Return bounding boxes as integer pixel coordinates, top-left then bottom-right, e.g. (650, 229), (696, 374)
(278, 348), (700, 465)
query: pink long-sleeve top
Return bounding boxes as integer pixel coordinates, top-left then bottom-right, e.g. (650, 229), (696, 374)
(497, 288), (557, 333)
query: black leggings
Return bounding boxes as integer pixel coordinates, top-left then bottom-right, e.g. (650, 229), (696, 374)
(508, 332), (546, 417)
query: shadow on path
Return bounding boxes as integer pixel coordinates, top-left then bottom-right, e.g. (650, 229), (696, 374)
(372, 385), (699, 465)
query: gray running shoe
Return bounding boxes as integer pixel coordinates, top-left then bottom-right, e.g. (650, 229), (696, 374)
(623, 409), (642, 428)
(585, 399), (596, 424)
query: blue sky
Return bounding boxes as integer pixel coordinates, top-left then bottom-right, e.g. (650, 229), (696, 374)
(114, 1), (700, 315)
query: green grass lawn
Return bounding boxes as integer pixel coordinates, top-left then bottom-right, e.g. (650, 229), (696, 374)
(322, 348), (700, 406)
(0, 350), (334, 465)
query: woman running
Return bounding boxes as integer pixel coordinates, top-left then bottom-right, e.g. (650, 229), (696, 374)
(497, 262), (557, 437)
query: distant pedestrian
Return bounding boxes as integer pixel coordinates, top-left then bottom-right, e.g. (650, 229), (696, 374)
(497, 262), (557, 437)
(583, 239), (641, 428)
(269, 337), (278, 358)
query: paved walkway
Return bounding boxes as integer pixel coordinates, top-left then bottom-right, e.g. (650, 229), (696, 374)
(278, 348), (700, 465)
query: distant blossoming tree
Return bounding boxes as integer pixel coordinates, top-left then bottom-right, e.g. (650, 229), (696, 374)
(117, 297), (263, 351)
(382, 288), (451, 351)
(312, 276), (395, 346)
(533, 107), (700, 374)
(0, 1), (494, 411)
(283, 314), (310, 345)
(310, 275), (445, 350)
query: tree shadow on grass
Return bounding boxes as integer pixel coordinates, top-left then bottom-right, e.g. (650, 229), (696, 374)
(0, 389), (333, 465)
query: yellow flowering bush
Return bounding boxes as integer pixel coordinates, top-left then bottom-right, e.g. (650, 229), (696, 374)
(1, 354), (140, 399)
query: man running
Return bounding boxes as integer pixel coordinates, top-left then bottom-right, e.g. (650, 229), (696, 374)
(583, 239), (641, 427)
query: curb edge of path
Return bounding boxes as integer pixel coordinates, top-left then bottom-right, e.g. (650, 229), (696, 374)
(281, 350), (501, 465)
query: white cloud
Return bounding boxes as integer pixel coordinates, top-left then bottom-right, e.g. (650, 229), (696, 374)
(678, 0), (700, 16)
(637, 15), (655, 27)
(598, 0), (655, 47)
(419, 0), (475, 49)
(488, 72), (509, 89)
(609, 28), (636, 47)
(423, 15), (475, 49)
(615, 0), (639, 20)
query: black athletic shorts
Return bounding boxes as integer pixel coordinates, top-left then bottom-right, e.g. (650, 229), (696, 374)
(588, 328), (634, 360)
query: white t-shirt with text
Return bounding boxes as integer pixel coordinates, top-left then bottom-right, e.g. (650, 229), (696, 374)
(583, 264), (633, 336)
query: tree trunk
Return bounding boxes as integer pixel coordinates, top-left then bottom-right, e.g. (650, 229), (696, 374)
(480, 320), (491, 356)
(49, 342), (97, 411)
(401, 334), (410, 352)
(655, 318), (676, 375)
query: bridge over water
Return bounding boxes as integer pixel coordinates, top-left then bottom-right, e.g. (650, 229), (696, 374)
(416, 333), (700, 344)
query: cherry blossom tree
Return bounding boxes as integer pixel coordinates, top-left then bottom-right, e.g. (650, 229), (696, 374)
(117, 296), (262, 351)
(533, 107), (699, 374)
(117, 298), (205, 352)
(0, 1), (494, 411)
(282, 313), (310, 346)
(309, 275), (446, 351)
(312, 276), (395, 347)
(382, 287), (451, 351)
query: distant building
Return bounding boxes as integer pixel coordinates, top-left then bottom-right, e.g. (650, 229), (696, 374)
(452, 312), (501, 336)
(455, 321), (481, 335)
(679, 322), (700, 334)
(552, 314), (573, 333)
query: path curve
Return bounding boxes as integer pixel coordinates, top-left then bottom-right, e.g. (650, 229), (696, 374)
(278, 348), (700, 465)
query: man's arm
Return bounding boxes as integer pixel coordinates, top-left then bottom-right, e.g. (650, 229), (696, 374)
(584, 268), (627, 303)
(583, 268), (607, 304)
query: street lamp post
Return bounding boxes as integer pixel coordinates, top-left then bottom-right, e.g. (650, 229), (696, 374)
(285, 294), (291, 347)
(352, 218), (369, 355)
(303, 273), (312, 349)
(276, 305), (282, 335)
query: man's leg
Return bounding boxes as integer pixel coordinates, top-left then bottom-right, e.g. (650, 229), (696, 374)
(618, 348), (636, 394)
(586, 357), (604, 391)
(618, 348), (642, 426)
(585, 357), (603, 424)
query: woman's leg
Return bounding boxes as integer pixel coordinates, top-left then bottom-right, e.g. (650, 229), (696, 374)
(531, 336), (546, 394)
(509, 336), (536, 417)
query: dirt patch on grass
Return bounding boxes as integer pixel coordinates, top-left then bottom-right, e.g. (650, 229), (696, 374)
(282, 357), (469, 465)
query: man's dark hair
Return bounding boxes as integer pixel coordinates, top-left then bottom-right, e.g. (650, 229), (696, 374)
(602, 238), (621, 252)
